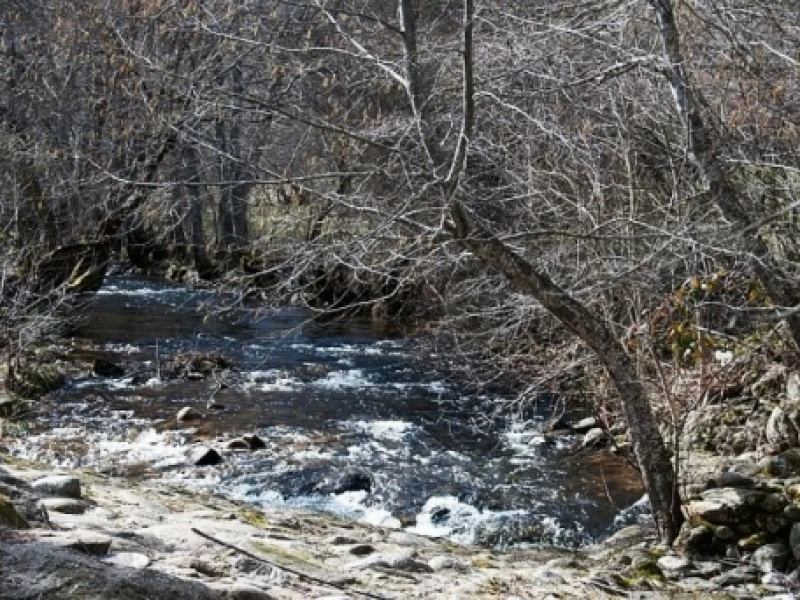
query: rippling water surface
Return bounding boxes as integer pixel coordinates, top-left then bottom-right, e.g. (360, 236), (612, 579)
(13, 276), (644, 547)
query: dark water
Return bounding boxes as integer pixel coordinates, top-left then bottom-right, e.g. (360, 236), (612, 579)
(17, 276), (644, 547)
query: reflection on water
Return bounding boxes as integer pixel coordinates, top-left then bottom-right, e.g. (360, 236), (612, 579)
(14, 276), (644, 547)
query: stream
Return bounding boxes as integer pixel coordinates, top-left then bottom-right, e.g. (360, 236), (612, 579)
(11, 276), (645, 548)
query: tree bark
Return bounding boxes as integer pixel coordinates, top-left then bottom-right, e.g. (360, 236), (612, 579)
(648, 0), (800, 350)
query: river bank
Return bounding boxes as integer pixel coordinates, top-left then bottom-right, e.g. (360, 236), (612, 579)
(0, 454), (765, 599)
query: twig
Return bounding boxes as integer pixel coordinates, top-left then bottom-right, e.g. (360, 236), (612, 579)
(190, 527), (392, 600)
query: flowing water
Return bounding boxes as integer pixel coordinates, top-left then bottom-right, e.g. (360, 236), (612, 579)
(11, 276), (645, 547)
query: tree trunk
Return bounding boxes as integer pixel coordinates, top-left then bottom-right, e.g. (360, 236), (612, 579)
(648, 0), (800, 350)
(448, 202), (684, 542)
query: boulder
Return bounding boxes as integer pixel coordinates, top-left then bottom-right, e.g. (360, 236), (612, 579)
(243, 434), (266, 450)
(348, 544), (375, 556)
(752, 543), (791, 574)
(32, 475), (82, 499)
(674, 523), (716, 555)
(177, 407), (203, 422)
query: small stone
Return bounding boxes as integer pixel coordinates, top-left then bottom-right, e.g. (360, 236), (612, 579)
(675, 523), (715, 555)
(348, 544), (375, 556)
(40, 497), (86, 514)
(533, 568), (566, 585)
(0, 397), (17, 418)
(324, 535), (359, 545)
(243, 434), (266, 450)
(570, 416), (597, 433)
(752, 543), (791, 574)
(103, 552), (150, 569)
(788, 372), (800, 404)
(657, 555), (692, 578)
(189, 446), (223, 466)
(738, 532), (770, 551)
(226, 438), (251, 451)
(177, 406), (203, 422)
(581, 427), (609, 449)
(428, 555), (469, 572)
(32, 475), (82, 499)
(761, 571), (791, 590)
(693, 561), (723, 577)
(190, 558), (227, 577)
(93, 358), (125, 378)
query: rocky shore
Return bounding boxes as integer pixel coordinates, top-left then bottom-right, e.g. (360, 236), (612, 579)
(0, 449), (797, 599)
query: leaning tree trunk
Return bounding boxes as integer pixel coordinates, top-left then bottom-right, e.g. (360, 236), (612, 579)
(648, 0), (800, 350)
(448, 203), (684, 542)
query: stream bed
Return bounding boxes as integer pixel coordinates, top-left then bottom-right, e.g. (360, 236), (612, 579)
(10, 276), (644, 548)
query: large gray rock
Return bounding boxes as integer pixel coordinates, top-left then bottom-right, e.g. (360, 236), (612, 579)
(752, 543), (791, 574)
(32, 475), (82, 499)
(683, 488), (769, 523)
